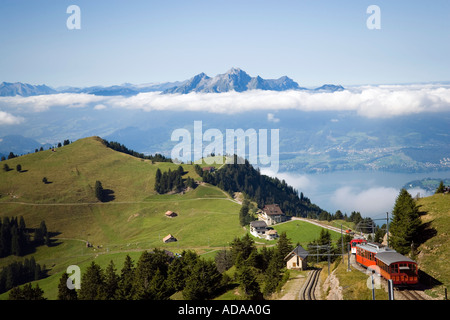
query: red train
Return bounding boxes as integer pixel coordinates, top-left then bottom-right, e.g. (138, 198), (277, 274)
(350, 238), (367, 254)
(355, 242), (418, 285)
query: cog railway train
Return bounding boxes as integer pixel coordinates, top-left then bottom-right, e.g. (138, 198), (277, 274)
(350, 239), (419, 285)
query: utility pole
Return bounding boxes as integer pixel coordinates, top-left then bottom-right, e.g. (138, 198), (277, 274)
(388, 279), (394, 300)
(341, 224), (344, 264)
(371, 270), (376, 300)
(347, 243), (351, 272)
(328, 242), (331, 276)
(386, 212), (390, 247)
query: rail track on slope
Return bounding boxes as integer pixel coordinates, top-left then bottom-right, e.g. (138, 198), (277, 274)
(299, 268), (321, 300)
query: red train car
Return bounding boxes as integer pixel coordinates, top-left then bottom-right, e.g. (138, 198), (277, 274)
(355, 242), (418, 285)
(350, 238), (367, 254)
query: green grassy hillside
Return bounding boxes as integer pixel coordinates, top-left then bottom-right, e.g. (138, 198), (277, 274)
(415, 193), (450, 298)
(0, 137), (246, 299)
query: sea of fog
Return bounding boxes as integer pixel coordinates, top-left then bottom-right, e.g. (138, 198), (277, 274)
(261, 169), (450, 219)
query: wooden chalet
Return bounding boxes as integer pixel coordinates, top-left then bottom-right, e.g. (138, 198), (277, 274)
(285, 245), (309, 270)
(259, 204), (285, 225)
(163, 234), (177, 243)
(165, 210), (178, 218)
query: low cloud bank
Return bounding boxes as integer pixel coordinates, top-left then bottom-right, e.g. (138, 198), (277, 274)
(1, 84), (450, 120)
(0, 111), (24, 125)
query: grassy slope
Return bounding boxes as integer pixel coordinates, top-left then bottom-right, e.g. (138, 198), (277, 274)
(415, 193), (450, 297)
(0, 137), (245, 299)
(274, 220), (341, 247)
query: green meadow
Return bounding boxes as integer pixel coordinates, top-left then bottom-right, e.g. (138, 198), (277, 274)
(0, 137), (246, 299)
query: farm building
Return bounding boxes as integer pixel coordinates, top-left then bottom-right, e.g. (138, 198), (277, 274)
(250, 220), (268, 238)
(163, 234), (177, 243)
(249, 220), (279, 240)
(202, 166), (215, 173)
(265, 229), (278, 240)
(285, 245), (309, 270)
(259, 204), (285, 226)
(165, 210), (178, 218)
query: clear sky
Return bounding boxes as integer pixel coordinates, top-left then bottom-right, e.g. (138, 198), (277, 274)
(1, 0), (449, 87)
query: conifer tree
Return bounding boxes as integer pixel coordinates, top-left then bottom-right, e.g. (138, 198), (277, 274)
(276, 232), (293, 267)
(103, 260), (119, 300)
(389, 189), (421, 255)
(58, 272), (78, 300)
(155, 168), (162, 193)
(436, 180), (445, 194)
(117, 254), (135, 300)
(95, 180), (105, 202)
(236, 265), (262, 300)
(78, 261), (105, 300)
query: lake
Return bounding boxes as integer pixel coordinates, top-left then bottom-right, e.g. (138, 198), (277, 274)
(261, 169), (450, 219)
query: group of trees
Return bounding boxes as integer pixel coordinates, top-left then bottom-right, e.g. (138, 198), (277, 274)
(154, 166), (196, 194)
(103, 139), (171, 163)
(1, 257), (46, 295)
(1, 152), (18, 161)
(307, 228), (353, 263)
(0, 216), (50, 258)
(227, 233), (293, 298)
(2, 163), (23, 172)
(57, 248), (225, 300)
(56, 233), (295, 301)
(195, 157), (324, 218)
(8, 283), (46, 300)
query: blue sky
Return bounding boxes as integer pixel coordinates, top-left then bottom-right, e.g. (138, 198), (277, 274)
(1, 0), (449, 87)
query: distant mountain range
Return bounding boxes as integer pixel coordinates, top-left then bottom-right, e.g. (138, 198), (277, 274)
(0, 68), (344, 97)
(0, 135), (52, 158)
(0, 82), (56, 97)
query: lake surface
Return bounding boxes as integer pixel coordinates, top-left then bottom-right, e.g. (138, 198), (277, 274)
(263, 169), (450, 219)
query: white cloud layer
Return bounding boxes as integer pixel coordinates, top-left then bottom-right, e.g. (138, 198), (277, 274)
(0, 111), (24, 125)
(330, 186), (399, 217)
(1, 84), (450, 118)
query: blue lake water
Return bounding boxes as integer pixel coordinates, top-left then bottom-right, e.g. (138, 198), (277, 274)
(263, 169), (450, 219)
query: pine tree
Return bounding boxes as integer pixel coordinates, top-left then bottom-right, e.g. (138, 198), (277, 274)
(78, 261), (105, 300)
(103, 260), (119, 300)
(239, 200), (250, 226)
(237, 265), (262, 300)
(95, 180), (104, 202)
(155, 168), (162, 193)
(436, 180), (445, 194)
(117, 254), (135, 300)
(263, 255), (282, 297)
(276, 232), (293, 268)
(182, 259), (222, 300)
(389, 189), (421, 255)
(58, 272), (78, 300)
(132, 251), (154, 299)
(10, 225), (21, 256)
(167, 257), (186, 292)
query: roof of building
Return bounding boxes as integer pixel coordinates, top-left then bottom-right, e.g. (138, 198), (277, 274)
(375, 251), (416, 266)
(266, 230), (278, 235)
(250, 220), (267, 228)
(263, 204), (284, 216)
(163, 234), (176, 242)
(165, 210), (177, 216)
(355, 242), (390, 254)
(284, 245), (309, 260)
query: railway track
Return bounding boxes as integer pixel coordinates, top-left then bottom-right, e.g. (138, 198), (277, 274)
(299, 269), (321, 300)
(395, 288), (426, 300)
